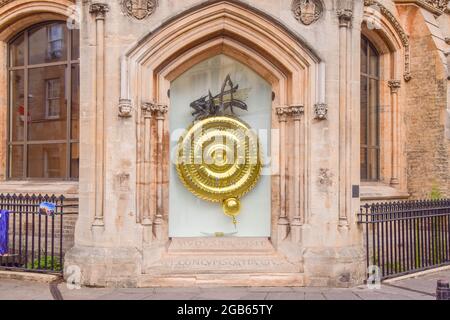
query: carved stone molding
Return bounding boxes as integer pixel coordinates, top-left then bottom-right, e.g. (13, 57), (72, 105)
(121, 0), (158, 20)
(276, 106), (291, 122)
(291, 0), (323, 26)
(314, 103), (328, 120)
(0, 0), (14, 8)
(276, 105), (305, 121)
(364, 0), (412, 82)
(388, 80), (401, 93)
(393, 0), (449, 15)
(89, 2), (109, 19)
(337, 9), (353, 28)
(118, 99), (133, 118)
(150, 103), (168, 120)
(290, 105), (305, 119)
(141, 102), (153, 118)
(424, 0), (449, 11)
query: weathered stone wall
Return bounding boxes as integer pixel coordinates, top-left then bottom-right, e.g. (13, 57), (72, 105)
(400, 6), (450, 199)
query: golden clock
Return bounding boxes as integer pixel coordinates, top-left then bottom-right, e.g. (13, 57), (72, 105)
(175, 75), (262, 225)
(175, 116), (262, 225)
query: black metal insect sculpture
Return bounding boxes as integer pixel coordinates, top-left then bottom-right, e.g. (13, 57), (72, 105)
(190, 75), (249, 120)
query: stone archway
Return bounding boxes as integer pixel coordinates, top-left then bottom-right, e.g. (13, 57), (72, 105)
(119, 0), (323, 286)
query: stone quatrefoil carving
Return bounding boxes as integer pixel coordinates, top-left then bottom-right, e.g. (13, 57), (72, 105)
(291, 0), (323, 25)
(121, 0), (158, 20)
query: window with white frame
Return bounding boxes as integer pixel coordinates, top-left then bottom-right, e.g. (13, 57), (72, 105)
(45, 78), (61, 119)
(47, 24), (64, 60)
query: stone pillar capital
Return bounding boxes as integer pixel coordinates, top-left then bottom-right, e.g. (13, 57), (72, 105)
(337, 9), (353, 28)
(276, 106), (291, 122)
(388, 80), (401, 93)
(141, 102), (153, 119)
(150, 103), (168, 120)
(290, 105), (304, 120)
(89, 2), (109, 20)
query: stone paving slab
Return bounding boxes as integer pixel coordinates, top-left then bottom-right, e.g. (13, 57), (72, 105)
(0, 279), (54, 300)
(390, 274), (443, 295)
(0, 269), (448, 300)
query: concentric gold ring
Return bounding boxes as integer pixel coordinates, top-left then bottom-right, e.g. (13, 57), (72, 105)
(175, 116), (262, 205)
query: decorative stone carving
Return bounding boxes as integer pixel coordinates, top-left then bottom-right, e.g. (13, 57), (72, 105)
(150, 102), (168, 119)
(0, 0), (14, 8)
(291, 0), (323, 25)
(276, 106), (291, 122)
(392, 0), (449, 15)
(364, 0), (412, 82)
(318, 168), (333, 187)
(141, 101), (168, 118)
(424, 0), (449, 11)
(276, 105), (304, 121)
(388, 80), (401, 94)
(89, 2), (109, 19)
(314, 103), (327, 120)
(118, 99), (133, 118)
(337, 8), (353, 28)
(121, 0), (158, 20)
(290, 105), (305, 119)
(141, 101), (153, 117)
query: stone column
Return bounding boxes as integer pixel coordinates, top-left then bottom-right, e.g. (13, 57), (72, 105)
(290, 105), (304, 243)
(141, 103), (153, 244)
(118, 58), (132, 117)
(151, 103), (168, 241)
(276, 106), (291, 242)
(388, 80), (401, 186)
(337, 8), (352, 227)
(89, 2), (109, 229)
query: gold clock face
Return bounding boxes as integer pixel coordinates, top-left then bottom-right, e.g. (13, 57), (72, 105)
(175, 116), (262, 220)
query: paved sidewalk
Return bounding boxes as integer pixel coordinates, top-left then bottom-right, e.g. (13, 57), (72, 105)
(0, 269), (448, 300)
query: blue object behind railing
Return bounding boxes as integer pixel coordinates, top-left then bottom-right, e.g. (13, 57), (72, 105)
(0, 210), (8, 255)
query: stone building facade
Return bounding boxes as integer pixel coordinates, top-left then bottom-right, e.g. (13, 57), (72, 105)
(0, 0), (449, 287)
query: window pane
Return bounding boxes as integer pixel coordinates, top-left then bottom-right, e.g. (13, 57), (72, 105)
(368, 78), (379, 146)
(71, 143), (79, 179)
(71, 64), (79, 140)
(28, 66), (67, 141)
(9, 70), (25, 141)
(71, 29), (79, 61)
(9, 34), (24, 67)
(360, 75), (368, 146)
(27, 144), (66, 178)
(360, 37), (380, 181)
(361, 38), (368, 75)
(28, 23), (67, 65)
(360, 148), (367, 181)
(369, 45), (379, 77)
(9, 145), (24, 179)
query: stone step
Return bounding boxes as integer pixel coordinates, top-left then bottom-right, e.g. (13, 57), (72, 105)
(137, 272), (305, 287)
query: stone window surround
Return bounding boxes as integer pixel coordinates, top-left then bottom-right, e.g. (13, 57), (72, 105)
(0, 0), (74, 187)
(361, 6), (411, 201)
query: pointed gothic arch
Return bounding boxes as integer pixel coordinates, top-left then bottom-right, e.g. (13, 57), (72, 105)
(120, 1), (323, 257)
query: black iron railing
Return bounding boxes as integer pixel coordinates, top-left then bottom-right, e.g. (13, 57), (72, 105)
(358, 199), (450, 280)
(0, 194), (78, 274)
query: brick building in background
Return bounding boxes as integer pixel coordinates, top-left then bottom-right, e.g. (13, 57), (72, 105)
(0, 0), (449, 287)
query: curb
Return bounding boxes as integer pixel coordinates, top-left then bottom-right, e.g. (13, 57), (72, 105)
(0, 270), (62, 283)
